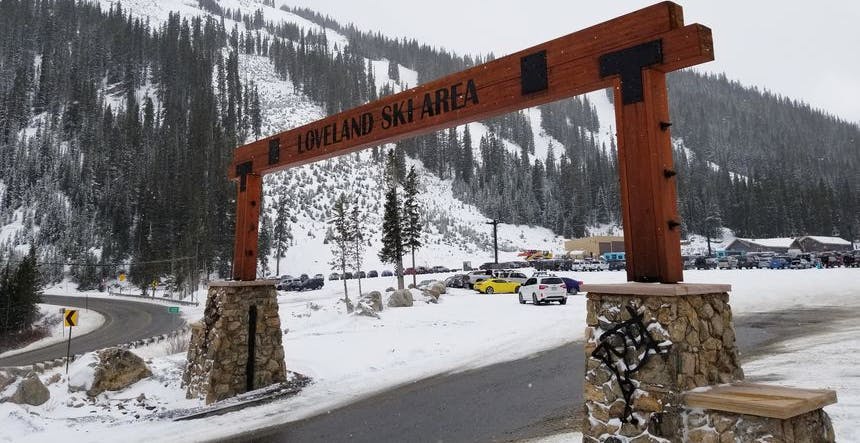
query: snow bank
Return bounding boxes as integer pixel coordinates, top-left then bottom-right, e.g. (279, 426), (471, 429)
(0, 305), (106, 359)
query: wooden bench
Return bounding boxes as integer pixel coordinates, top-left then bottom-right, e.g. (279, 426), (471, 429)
(683, 382), (837, 419)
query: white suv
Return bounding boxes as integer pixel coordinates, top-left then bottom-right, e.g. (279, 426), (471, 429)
(518, 276), (568, 305)
(467, 270), (493, 288)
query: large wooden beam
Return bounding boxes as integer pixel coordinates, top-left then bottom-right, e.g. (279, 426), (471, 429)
(229, 3), (710, 178)
(232, 173), (262, 281)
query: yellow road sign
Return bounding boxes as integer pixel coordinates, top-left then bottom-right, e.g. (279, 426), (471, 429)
(119, 273), (126, 282)
(64, 309), (79, 327)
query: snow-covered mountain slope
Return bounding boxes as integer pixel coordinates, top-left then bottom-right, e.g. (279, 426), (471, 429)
(240, 50), (561, 275)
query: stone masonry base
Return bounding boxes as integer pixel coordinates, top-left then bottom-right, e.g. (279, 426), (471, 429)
(182, 281), (286, 404)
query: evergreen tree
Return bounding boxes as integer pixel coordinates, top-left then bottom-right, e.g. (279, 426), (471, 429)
(379, 152), (405, 289)
(387, 59), (399, 83)
(272, 195), (293, 276)
(402, 166), (422, 288)
(349, 203), (366, 296)
(258, 212), (272, 277)
(329, 193), (353, 310)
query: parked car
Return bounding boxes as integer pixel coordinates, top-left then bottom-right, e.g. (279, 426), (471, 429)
(479, 262), (505, 270)
(735, 255), (756, 269)
(473, 278), (520, 294)
(790, 257), (811, 269)
(560, 277), (583, 294)
(279, 278), (303, 291)
(717, 257), (737, 270)
(417, 266), (430, 274)
(277, 277), (299, 290)
(300, 277), (325, 291)
(313, 273), (324, 279)
(518, 276), (567, 305)
(466, 270), (493, 288)
(343, 271), (354, 279)
(430, 265), (449, 273)
(367, 270), (379, 278)
(357, 271), (367, 278)
(299, 273), (309, 281)
(444, 274), (470, 288)
(493, 270), (529, 284)
(607, 260), (626, 271)
(404, 267), (417, 275)
(694, 256), (717, 270)
(329, 273), (341, 281)
(381, 270), (394, 277)
(769, 257), (789, 269)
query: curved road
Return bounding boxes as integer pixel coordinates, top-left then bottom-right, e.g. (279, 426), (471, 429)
(231, 307), (850, 443)
(0, 295), (186, 368)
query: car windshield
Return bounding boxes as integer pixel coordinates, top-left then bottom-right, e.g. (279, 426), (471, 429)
(541, 278), (563, 284)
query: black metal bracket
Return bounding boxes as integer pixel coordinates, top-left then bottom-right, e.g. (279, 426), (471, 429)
(268, 138), (280, 165)
(599, 40), (663, 105)
(668, 220), (681, 230)
(236, 161), (253, 192)
(591, 306), (670, 424)
(663, 169), (677, 178)
(660, 121), (672, 131)
(520, 50), (548, 95)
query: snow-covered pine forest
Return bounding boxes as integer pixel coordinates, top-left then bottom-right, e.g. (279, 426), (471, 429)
(0, 0), (857, 290)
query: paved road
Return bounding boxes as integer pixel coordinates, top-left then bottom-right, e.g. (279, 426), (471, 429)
(0, 295), (186, 367)
(230, 307), (846, 443)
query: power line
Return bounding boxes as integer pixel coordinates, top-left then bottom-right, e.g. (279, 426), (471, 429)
(2, 256), (194, 267)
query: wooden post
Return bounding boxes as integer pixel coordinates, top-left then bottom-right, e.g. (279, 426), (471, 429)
(233, 173), (262, 281)
(613, 69), (683, 283)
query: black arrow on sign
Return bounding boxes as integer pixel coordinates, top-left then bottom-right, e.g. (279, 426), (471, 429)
(65, 310), (76, 326)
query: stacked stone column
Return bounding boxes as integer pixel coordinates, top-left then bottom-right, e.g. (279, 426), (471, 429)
(183, 280), (286, 404)
(583, 283), (743, 442)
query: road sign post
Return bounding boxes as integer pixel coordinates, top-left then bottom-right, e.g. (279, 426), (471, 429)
(63, 309), (78, 374)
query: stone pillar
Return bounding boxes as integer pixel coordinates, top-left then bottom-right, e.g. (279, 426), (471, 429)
(182, 280), (286, 404)
(582, 283), (743, 442)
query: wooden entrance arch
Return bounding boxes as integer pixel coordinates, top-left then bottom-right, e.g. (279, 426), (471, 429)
(229, 1), (713, 283)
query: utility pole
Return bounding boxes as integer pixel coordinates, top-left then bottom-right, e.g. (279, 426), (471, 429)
(486, 219), (499, 264)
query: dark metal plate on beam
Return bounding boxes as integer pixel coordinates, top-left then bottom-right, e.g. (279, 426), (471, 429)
(268, 138), (280, 165)
(236, 161), (253, 191)
(520, 50), (548, 95)
(599, 40), (663, 104)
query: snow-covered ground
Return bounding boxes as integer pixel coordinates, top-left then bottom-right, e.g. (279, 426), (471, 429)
(0, 304), (105, 359)
(745, 321), (860, 443)
(1, 268), (857, 442)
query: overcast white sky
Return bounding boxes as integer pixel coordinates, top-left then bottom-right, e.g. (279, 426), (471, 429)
(282, 1), (860, 124)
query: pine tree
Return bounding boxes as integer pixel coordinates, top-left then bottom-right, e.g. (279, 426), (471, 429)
(258, 211), (272, 277)
(349, 203), (366, 296)
(402, 166), (422, 287)
(272, 195), (292, 276)
(387, 59), (399, 83)
(329, 193), (353, 310)
(379, 152), (405, 289)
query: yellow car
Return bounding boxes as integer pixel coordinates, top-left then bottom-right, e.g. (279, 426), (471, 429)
(473, 279), (520, 294)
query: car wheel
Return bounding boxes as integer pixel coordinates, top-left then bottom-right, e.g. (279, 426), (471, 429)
(518, 292), (525, 304)
(560, 297), (567, 305)
(532, 294), (539, 305)
(486, 287), (494, 294)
